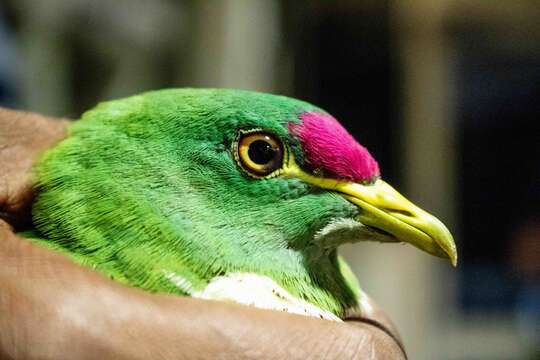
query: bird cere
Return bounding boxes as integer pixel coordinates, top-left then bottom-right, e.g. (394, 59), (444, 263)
(27, 88), (457, 320)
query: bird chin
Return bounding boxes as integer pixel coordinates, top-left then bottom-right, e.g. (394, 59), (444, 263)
(313, 217), (399, 250)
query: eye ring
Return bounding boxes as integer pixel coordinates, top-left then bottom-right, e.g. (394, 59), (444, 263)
(234, 130), (285, 178)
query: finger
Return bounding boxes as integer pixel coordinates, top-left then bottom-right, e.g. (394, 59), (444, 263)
(0, 108), (68, 228)
(344, 292), (405, 355)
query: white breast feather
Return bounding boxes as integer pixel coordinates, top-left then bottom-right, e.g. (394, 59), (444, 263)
(190, 273), (342, 321)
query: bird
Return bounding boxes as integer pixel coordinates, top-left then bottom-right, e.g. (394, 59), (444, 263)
(26, 88), (456, 321)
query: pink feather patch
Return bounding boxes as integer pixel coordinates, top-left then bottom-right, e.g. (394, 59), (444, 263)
(289, 112), (380, 182)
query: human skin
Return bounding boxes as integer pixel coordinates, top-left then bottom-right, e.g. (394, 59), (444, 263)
(0, 107), (406, 360)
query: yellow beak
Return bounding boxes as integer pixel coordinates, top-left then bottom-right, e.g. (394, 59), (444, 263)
(283, 161), (457, 266)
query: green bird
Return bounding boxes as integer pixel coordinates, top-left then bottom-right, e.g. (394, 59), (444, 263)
(26, 89), (456, 320)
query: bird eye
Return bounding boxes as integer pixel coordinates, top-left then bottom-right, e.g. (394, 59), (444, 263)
(235, 130), (284, 177)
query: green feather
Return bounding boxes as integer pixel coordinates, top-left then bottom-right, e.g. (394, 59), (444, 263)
(28, 89), (365, 316)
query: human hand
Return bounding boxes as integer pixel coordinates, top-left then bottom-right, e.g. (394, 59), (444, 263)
(0, 107), (406, 359)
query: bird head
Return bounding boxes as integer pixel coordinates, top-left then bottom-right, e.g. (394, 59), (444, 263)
(34, 88), (456, 314)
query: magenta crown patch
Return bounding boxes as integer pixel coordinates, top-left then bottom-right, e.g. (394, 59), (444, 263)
(289, 112), (380, 183)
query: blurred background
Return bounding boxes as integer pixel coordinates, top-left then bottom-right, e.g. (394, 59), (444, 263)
(0, 0), (538, 358)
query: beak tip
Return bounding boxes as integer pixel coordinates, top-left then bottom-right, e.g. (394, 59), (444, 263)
(445, 244), (458, 267)
(437, 231), (457, 267)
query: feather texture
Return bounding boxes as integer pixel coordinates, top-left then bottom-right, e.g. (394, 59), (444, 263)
(27, 89), (376, 317)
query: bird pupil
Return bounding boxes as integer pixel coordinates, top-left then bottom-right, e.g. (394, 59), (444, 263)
(248, 140), (275, 165)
